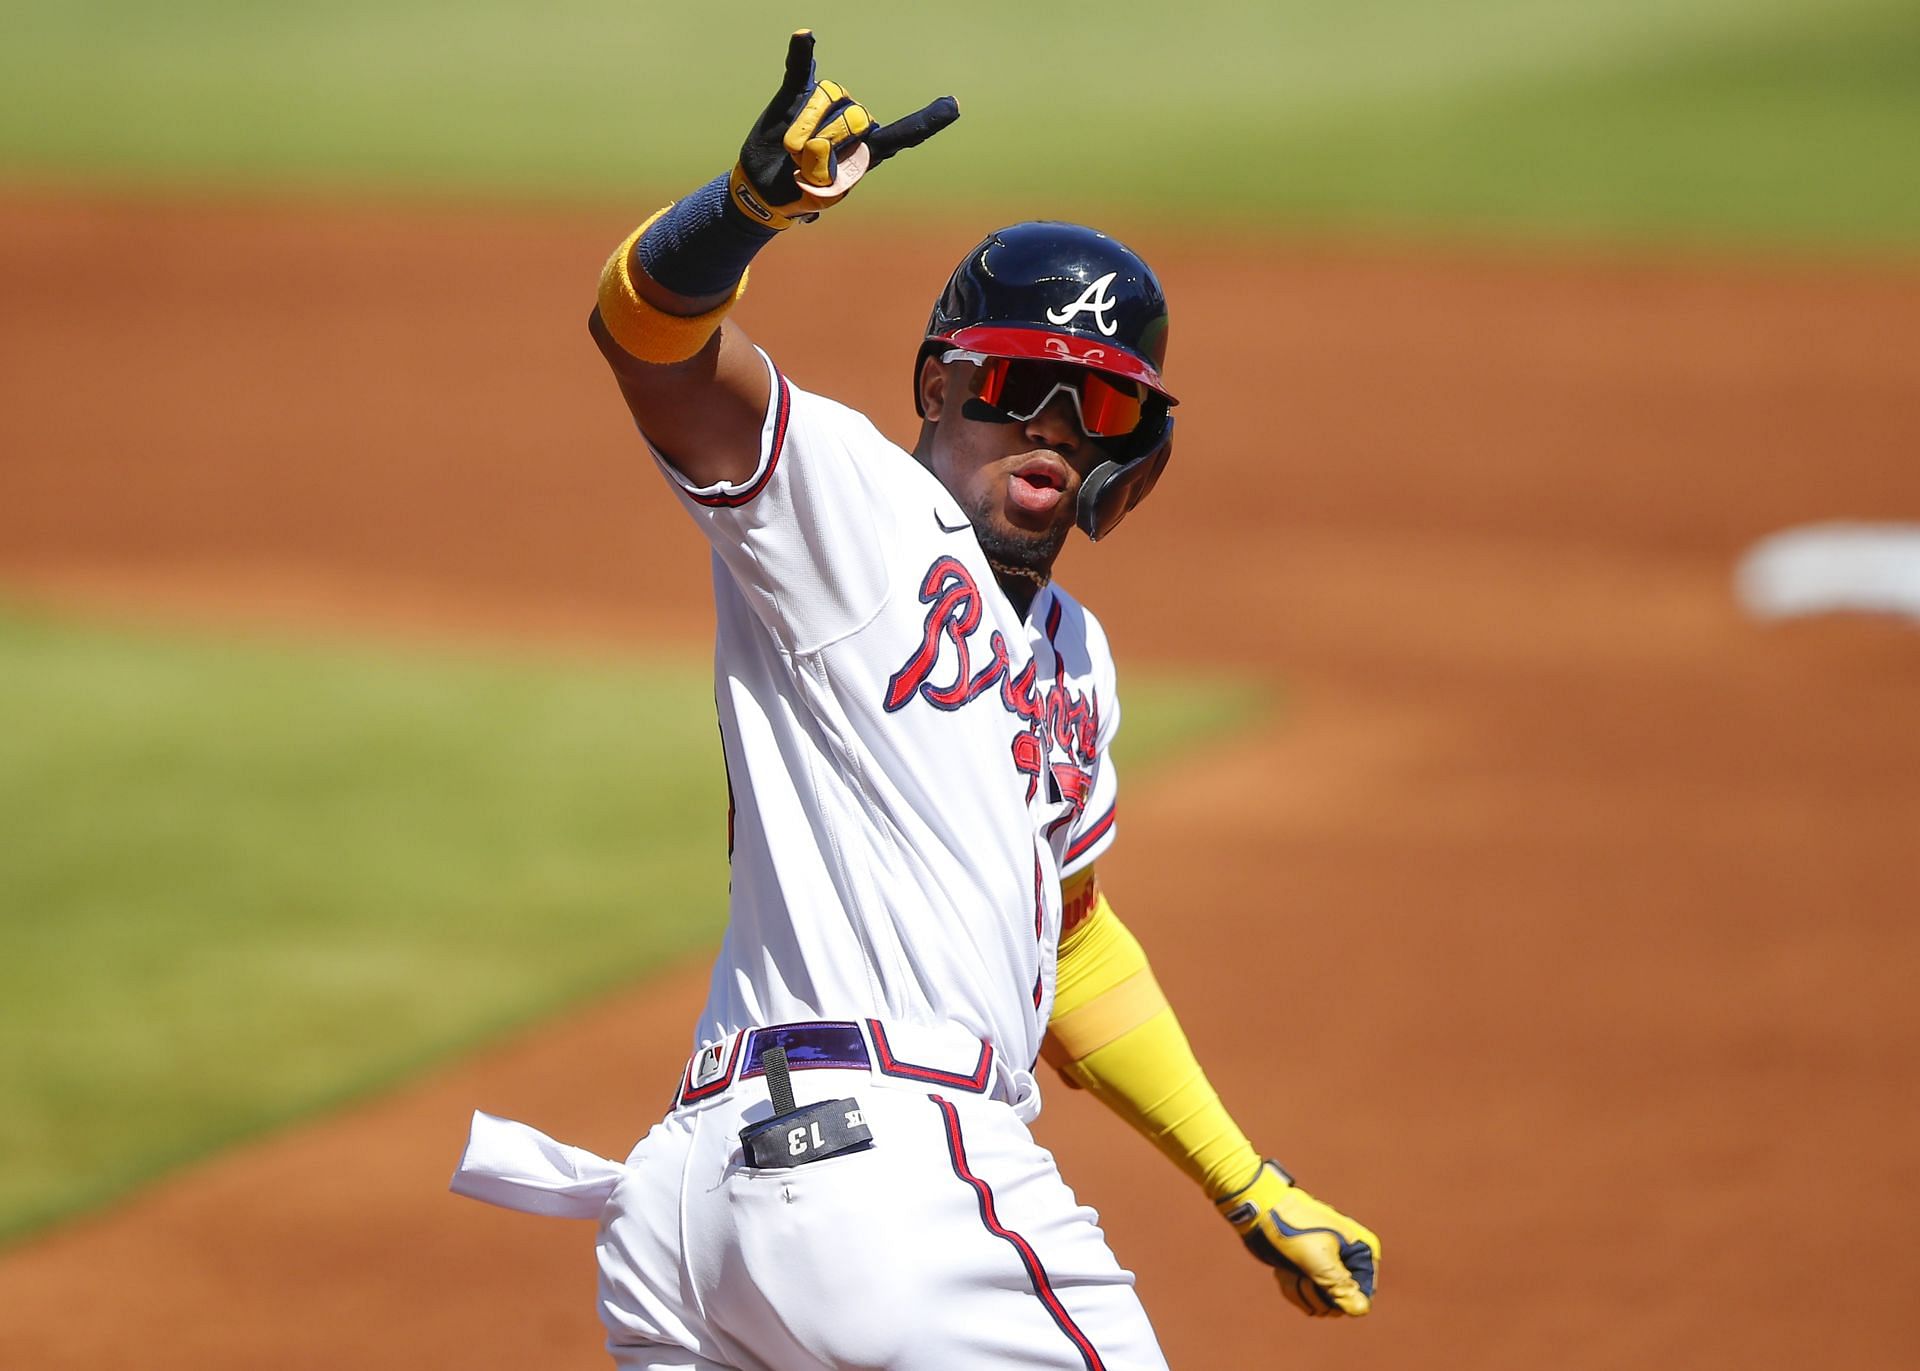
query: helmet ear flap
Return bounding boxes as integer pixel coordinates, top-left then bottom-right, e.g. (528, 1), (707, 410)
(1076, 411), (1174, 542)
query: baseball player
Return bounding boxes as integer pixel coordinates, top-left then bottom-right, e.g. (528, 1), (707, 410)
(452, 31), (1379, 1369)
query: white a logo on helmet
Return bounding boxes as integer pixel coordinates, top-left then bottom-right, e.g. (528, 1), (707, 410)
(1045, 272), (1120, 336)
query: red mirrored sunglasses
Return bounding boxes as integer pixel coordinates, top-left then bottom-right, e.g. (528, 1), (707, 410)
(943, 349), (1147, 438)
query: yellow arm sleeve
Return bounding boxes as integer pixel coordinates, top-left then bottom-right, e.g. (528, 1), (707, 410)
(1045, 875), (1262, 1201)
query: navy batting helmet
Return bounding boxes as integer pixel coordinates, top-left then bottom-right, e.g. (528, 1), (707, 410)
(916, 222), (1177, 541)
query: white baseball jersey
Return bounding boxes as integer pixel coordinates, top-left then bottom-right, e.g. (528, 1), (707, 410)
(451, 345), (1169, 1371)
(658, 349), (1122, 1076)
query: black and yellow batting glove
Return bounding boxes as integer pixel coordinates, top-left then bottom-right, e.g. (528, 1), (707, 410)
(1216, 1160), (1381, 1318)
(782, 74), (871, 189)
(729, 30), (959, 230)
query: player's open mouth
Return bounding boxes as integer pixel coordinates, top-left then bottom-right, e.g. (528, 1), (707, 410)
(1007, 457), (1068, 516)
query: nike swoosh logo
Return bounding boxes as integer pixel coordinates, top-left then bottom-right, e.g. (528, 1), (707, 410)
(935, 511), (973, 534)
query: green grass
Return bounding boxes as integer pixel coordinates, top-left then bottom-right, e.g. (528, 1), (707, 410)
(0, 606), (1267, 1245)
(1, 0), (1915, 247)
(0, 607), (732, 1243)
(1238, 0), (1920, 249)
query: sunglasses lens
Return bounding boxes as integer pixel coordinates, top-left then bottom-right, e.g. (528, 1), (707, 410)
(1076, 371), (1146, 438)
(974, 358), (1145, 437)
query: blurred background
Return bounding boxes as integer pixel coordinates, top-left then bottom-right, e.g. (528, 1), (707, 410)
(2, 2), (1917, 1368)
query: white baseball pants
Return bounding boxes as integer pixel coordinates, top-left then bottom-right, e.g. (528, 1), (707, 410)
(595, 1066), (1168, 1370)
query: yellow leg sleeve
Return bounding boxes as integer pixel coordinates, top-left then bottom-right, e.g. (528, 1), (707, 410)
(1047, 884), (1262, 1201)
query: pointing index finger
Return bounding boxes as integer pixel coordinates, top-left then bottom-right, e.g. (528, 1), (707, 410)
(774, 29), (816, 112)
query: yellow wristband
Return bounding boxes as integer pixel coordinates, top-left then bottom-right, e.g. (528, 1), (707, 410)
(595, 207), (749, 364)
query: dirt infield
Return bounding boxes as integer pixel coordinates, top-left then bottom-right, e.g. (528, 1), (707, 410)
(3, 192), (1919, 1369)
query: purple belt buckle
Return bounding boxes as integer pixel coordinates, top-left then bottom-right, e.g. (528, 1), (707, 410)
(740, 1021), (870, 1078)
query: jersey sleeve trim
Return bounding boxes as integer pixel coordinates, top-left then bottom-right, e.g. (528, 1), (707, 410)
(675, 356), (792, 509)
(1062, 802), (1116, 867)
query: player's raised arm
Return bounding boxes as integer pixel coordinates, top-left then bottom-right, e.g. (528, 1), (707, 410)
(589, 30), (959, 486)
(1044, 867), (1383, 1319)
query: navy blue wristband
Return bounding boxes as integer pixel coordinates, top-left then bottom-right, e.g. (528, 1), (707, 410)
(635, 175), (778, 299)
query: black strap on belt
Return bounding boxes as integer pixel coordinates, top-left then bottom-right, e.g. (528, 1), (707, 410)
(738, 1045), (874, 1169)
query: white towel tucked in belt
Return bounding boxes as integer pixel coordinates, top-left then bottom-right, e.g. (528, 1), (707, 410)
(449, 1110), (626, 1220)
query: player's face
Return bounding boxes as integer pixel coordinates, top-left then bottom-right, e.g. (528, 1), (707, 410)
(917, 358), (1118, 579)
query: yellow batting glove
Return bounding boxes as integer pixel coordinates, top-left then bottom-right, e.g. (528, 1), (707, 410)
(782, 77), (873, 189)
(1215, 1160), (1381, 1318)
(730, 31), (959, 230)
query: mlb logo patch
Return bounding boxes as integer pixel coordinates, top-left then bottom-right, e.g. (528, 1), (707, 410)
(691, 1039), (733, 1091)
